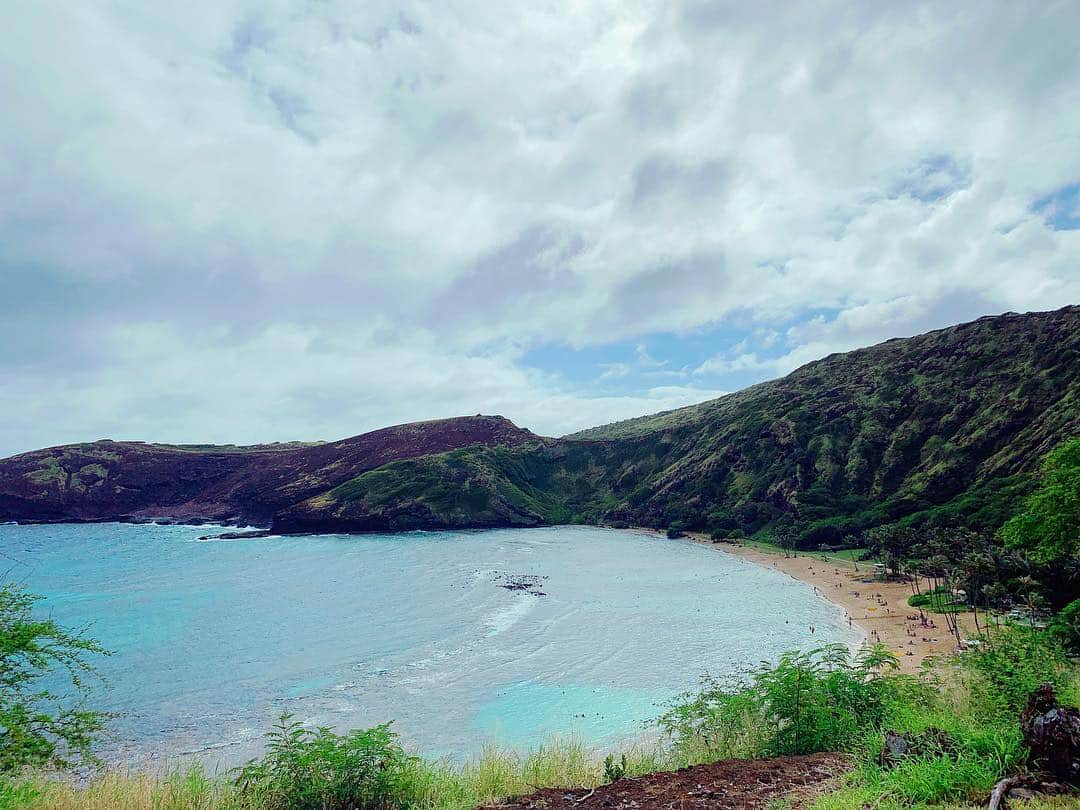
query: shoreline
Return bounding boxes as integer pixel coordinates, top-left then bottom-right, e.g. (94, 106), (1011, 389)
(8, 520), (964, 675)
(674, 532), (966, 674)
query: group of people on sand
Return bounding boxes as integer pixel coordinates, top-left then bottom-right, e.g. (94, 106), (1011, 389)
(779, 550), (950, 665)
(902, 613), (939, 647)
(907, 612), (937, 628)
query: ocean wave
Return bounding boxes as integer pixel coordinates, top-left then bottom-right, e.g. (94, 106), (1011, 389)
(483, 593), (540, 637)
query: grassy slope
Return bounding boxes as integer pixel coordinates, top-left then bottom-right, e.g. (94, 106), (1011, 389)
(278, 307), (1080, 543)
(9, 645), (1079, 810)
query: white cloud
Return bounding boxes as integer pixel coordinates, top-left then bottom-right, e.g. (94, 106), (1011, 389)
(695, 352), (778, 377)
(1, 1), (1079, 454)
(0, 323), (726, 454)
(598, 362), (632, 380)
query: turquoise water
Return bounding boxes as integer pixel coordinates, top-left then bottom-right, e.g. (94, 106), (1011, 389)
(0, 523), (859, 768)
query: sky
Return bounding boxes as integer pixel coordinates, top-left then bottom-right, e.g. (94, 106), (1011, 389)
(1, 1), (1079, 456)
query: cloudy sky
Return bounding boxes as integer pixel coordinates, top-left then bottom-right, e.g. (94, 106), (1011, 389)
(2, 1), (1079, 456)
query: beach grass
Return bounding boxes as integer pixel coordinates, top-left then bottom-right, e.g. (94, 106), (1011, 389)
(723, 538), (873, 569)
(10, 640), (1076, 810)
(3, 626), (1077, 810)
(2, 737), (674, 810)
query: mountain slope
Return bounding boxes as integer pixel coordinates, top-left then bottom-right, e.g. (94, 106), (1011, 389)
(0, 416), (538, 526)
(2, 307), (1077, 543)
(276, 307), (1079, 540)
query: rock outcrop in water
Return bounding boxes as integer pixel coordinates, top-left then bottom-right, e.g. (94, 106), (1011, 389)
(2, 307), (1078, 543)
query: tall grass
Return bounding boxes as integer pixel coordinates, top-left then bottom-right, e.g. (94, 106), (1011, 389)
(5, 629), (1077, 810)
(2, 737), (672, 810)
(2, 765), (247, 810)
(807, 628), (1080, 810)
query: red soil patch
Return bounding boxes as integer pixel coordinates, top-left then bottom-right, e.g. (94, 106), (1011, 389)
(486, 753), (849, 810)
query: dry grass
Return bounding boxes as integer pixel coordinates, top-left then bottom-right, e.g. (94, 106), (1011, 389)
(4, 737), (670, 810)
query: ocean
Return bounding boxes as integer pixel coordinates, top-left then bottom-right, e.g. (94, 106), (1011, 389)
(0, 523), (860, 768)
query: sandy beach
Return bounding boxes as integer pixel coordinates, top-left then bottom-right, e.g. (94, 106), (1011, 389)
(682, 534), (971, 674)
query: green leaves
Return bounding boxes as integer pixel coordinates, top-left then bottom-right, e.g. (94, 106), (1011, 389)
(234, 713), (417, 810)
(1049, 598), (1080, 653)
(961, 626), (1070, 720)
(0, 583), (110, 772)
(1001, 436), (1080, 562)
(657, 644), (905, 762)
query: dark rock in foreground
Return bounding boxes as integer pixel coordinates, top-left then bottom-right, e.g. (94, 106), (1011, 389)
(1022, 683), (1080, 786)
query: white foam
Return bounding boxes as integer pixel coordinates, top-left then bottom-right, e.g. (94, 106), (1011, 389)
(483, 594), (540, 637)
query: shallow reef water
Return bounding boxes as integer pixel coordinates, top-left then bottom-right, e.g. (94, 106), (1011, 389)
(0, 523), (859, 768)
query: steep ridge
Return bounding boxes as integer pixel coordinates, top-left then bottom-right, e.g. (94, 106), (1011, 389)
(2, 307), (1077, 544)
(273, 306), (1079, 541)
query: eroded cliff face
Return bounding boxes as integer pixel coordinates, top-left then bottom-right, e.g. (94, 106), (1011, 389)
(3, 307), (1078, 541)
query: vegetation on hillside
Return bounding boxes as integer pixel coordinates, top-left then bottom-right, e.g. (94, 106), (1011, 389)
(3, 308), (1077, 545)
(1002, 436), (1080, 562)
(282, 307), (1079, 546)
(0, 416), (537, 526)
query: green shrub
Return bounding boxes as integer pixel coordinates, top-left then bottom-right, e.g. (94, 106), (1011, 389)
(234, 713), (417, 810)
(0, 583), (111, 772)
(961, 626), (1070, 719)
(907, 586), (966, 613)
(666, 522), (688, 539)
(0, 777), (42, 810)
(657, 644), (904, 761)
(1049, 598), (1080, 653)
(810, 655), (1029, 810)
(602, 753), (627, 783)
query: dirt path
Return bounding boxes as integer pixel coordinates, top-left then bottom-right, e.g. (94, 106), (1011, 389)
(692, 537), (973, 674)
(487, 753), (849, 810)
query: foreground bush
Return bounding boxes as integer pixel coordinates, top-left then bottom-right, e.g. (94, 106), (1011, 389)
(0, 737), (668, 810)
(960, 625), (1071, 720)
(657, 643), (906, 762)
(234, 714), (416, 810)
(5, 630), (1077, 809)
(0, 582), (110, 772)
(811, 627), (1076, 809)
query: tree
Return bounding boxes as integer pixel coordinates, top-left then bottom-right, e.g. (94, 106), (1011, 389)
(959, 547), (997, 635)
(0, 582), (110, 771)
(1002, 437), (1080, 562)
(864, 525), (916, 578)
(1049, 598), (1080, 653)
(774, 526), (799, 557)
(1011, 575), (1048, 627)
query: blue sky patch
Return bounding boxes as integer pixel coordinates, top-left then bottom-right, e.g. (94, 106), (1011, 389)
(1033, 182), (1080, 230)
(892, 154), (971, 203)
(521, 308), (842, 395)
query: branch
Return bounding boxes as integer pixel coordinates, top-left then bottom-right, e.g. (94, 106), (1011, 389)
(987, 776), (1022, 810)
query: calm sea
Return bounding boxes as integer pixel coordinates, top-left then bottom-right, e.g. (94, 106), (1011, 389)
(0, 523), (859, 768)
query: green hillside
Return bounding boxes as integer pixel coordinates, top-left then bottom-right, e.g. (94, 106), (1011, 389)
(275, 307), (1080, 544)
